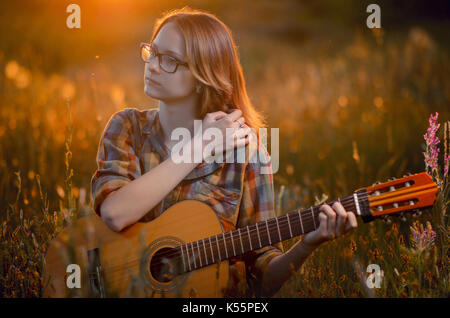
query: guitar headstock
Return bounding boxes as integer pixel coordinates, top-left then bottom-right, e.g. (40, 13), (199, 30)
(360, 172), (438, 222)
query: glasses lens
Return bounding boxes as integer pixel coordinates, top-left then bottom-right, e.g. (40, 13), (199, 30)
(141, 44), (151, 62)
(160, 55), (177, 73)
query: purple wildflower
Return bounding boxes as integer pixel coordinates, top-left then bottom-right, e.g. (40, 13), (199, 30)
(410, 221), (436, 251)
(423, 112), (440, 173)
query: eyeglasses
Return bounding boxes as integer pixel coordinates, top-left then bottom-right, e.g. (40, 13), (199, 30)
(140, 42), (188, 73)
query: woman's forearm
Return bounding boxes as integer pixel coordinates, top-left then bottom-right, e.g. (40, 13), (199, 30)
(100, 140), (199, 232)
(259, 240), (317, 297)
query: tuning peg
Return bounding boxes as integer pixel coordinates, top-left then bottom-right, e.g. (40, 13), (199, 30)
(403, 172), (412, 177)
(382, 215), (392, 224)
(400, 213), (407, 222)
(389, 177), (397, 181)
(374, 181), (381, 185)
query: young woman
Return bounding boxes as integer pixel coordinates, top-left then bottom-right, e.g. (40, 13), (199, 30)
(90, 7), (358, 297)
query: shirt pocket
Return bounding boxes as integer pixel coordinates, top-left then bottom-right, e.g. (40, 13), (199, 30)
(187, 180), (241, 221)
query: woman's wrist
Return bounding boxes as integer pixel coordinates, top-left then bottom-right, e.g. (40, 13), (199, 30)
(299, 239), (319, 255)
(190, 133), (205, 163)
(191, 132), (217, 163)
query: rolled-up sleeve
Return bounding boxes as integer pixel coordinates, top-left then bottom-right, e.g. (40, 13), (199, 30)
(90, 109), (141, 216)
(238, 142), (284, 296)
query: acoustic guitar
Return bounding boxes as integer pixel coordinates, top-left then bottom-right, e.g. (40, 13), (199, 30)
(43, 172), (438, 297)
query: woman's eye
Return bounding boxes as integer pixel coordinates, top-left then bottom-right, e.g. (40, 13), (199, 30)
(167, 56), (177, 63)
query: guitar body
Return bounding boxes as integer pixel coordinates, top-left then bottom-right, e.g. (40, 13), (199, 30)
(43, 200), (229, 297)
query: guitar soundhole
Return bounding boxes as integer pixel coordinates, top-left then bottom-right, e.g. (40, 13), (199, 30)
(150, 247), (178, 283)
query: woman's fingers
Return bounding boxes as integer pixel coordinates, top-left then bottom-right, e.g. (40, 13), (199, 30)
(232, 129), (251, 150)
(225, 109), (243, 122)
(234, 136), (249, 148)
(233, 125), (250, 139)
(319, 204), (336, 240)
(344, 211), (358, 232)
(235, 117), (245, 127)
(304, 202), (359, 250)
(320, 202), (359, 241)
(205, 111), (228, 121)
(317, 211), (328, 240)
(333, 201), (348, 237)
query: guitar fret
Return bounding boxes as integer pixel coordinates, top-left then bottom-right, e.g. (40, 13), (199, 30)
(181, 245), (187, 273)
(191, 243), (197, 269)
(238, 228), (244, 254)
(197, 241), (202, 267)
(266, 220), (272, 245)
(186, 244), (191, 271)
(311, 207), (317, 228)
(275, 217), (282, 241)
(287, 214), (293, 238)
(298, 209), (304, 233)
(353, 193), (361, 216)
(223, 233), (228, 259)
(174, 198), (369, 274)
(256, 223), (262, 248)
(247, 226), (253, 250)
(202, 239), (208, 265)
(230, 231), (236, 256)
(209, 237), (215, 263)
(215, 235), (221, 261)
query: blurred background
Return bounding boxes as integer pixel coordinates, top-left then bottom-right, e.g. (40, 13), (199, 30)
(0, 0), (449, 297)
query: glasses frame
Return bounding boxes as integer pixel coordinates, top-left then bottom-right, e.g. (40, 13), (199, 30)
(140, 42), (188, 74)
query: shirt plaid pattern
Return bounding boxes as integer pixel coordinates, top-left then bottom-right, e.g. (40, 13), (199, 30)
(90, 108), (283, 297)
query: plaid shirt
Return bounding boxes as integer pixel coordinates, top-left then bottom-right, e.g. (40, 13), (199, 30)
(90, 108), (283, 297)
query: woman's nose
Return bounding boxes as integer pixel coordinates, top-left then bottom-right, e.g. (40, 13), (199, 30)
(146, 56), (160, 74)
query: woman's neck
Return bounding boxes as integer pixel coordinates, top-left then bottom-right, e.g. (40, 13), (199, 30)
(158, 99), (198, 146)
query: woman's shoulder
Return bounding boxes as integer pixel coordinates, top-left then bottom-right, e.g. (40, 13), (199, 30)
(104, 107), (159, 135)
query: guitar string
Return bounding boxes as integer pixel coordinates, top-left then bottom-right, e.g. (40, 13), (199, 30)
(95, 206), (349, 287)
(99, 195), (361, 275)
(96, 194), (370, 285)
(95, 191), (369, 276)
(100, 194), (367, 275)
(100, 194), (366, 274)
(97, 194), (366, 276)
(98, 209), (323, 279)
(97, 207), (327, 286)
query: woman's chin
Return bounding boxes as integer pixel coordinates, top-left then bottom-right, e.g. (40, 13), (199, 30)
(144, 85), (159, 99)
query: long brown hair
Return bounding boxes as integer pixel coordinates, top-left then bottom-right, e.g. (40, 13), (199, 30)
(150, 7), (266, 140)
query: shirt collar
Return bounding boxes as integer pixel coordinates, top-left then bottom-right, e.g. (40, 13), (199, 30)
(141, 109), (225, 180)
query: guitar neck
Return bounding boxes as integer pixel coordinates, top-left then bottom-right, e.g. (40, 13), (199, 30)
(176, 189), (371, 274)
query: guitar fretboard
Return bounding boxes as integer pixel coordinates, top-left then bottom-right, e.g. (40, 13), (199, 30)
(173, 190), (369, 273)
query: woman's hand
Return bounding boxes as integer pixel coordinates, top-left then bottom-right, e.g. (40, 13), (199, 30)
(301, 201), (358, 252)
(194, 109), (251, 162)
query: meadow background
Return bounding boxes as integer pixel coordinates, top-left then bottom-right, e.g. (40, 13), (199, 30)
(0, 0), (449, 297)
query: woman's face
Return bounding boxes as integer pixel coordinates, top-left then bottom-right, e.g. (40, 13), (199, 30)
(144, 21), (197, 102)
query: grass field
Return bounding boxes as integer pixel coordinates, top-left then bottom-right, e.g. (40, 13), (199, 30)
(0, 0), (449, 297)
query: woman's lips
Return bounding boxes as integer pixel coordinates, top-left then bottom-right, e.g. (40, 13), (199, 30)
(145, 77), (161, 86)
